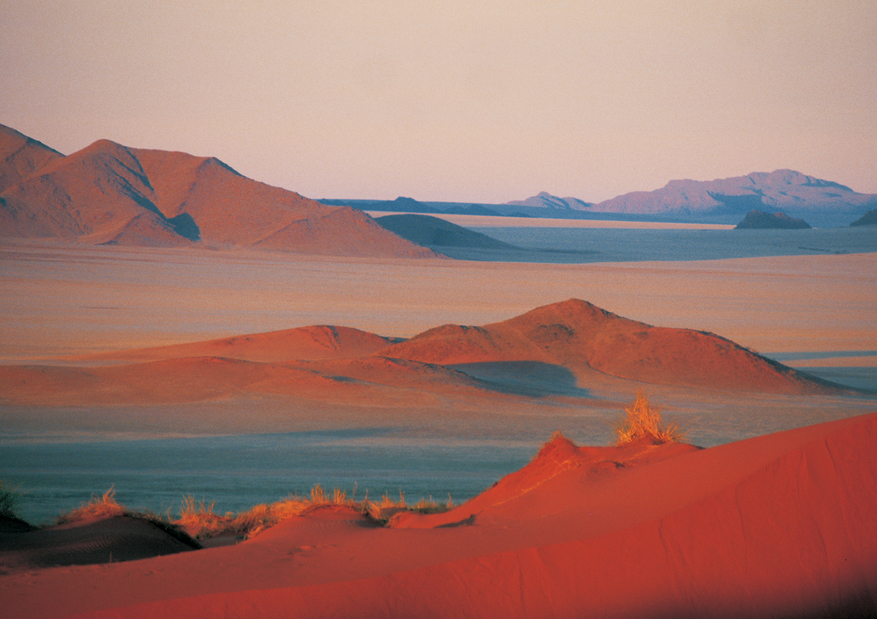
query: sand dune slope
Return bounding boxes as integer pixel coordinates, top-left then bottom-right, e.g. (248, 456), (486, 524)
(2, 412), (875, 618)
(382, 298), (845, 394)
(0, 515), (199, 574)
(76, 325), (396, 364)
(0, 301), (852, 406)
(0, 357), (376, 406)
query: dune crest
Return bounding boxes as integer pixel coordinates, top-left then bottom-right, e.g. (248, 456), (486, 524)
(3, 412), (876, 618)
(0, 300), (853, 407)
(381, 298), (846, 394)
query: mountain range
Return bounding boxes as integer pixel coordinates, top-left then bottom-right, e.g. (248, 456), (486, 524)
(509, 171), (877, 226)
(0, 124), (436, 258)
(505, 192), (593, 210)
(5, 123), (874, 244)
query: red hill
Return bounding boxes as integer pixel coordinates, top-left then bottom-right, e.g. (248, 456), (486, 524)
(77, 325), (396, 364)
(0, 124), (64, 194)
(0, 126), (439, 258)
(380, 299), (847, 394)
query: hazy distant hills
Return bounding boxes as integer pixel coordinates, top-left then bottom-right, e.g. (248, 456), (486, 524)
(850, 209), (877, 227)
(328, 170), (877, 227)
(504, 171), (877, 227)
(505, 191), (593, 210)
(0, 125), (437, 258)
(592, 170), (877, 226)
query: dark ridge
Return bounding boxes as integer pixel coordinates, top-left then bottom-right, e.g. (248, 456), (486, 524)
(850, 209), (877, 227)
(735, 210), (811, 229)
(166, 212), (201, 241)
(375, 214), (516, 249)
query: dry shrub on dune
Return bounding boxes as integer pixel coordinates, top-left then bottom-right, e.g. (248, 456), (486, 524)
(44, 483), (453, 540)
(0, 481), (21, 518)
(55, 487), (130, 524)
(616, 389), (686, 445)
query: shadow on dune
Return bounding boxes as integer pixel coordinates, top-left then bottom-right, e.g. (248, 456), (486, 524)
(451, 361), (592, 398)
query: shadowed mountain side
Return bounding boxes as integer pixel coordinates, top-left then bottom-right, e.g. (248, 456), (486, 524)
(379, 299), (852, 394)
(0, 128), (441, 258)
(450, 361), (592, 398)
(251, 208), (437, 257)
(132, 147), (437, 258)
(851, 209), (877, 226)
(73, 326), (398, 364)
(735, 210), (811, 229)
(302, 357), (491, 393)
(375, 214), (514, 250)
(373, 214), (599, 262)
(0, 140), (190, 244)
(0, 124), (64, 193)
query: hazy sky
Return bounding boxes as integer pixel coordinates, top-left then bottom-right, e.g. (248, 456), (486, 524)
(3, 1), (876, 203)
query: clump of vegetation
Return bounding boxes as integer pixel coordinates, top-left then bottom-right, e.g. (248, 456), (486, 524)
(616, 389), (686, 445)
(174, 484), (454, 539)
(37, 481), (454, 540)
(0, 481), (21, 519)
(55, 487), (130, 524)
(176, 495), (233, 539)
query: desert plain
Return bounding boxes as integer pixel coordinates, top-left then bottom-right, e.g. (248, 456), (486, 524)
(1, 230), (876, 618)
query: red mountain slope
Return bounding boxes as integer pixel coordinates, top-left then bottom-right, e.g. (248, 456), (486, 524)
(0, 127), (439, 257)
(0, 124), (64, 193)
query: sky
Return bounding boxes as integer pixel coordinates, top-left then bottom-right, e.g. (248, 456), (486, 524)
(2, 1), (876, 204)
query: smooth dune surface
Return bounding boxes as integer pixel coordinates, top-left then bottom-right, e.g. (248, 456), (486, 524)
(0, 299), (848, 409)
(2, 412), (875, 618)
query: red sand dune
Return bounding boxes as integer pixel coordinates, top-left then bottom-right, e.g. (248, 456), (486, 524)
(0, 300), (850, 406)
(382, 298), (845, 394)
(1, 412), (875, 618)
(0, 357), (374, 406)
(0, 515), (199, 574)
(77, 325), (396, 364)
(0, 126), (439, 258)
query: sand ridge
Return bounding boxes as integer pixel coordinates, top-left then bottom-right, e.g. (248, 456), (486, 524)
(0, 300), (852, 409)
(2, 412), (876, 618)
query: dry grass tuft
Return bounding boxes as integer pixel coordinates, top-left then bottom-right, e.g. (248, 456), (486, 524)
(56, 487), (130, 524)
(616, 389), (686, 445)
(176, 496), (234, 539)
(46, 483), (456, 540)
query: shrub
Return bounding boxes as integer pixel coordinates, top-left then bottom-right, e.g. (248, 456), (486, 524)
(0, 481), (20, 518)
(176, 495), (234, 539)
(616, 389), (686, 445)
(56, 487), (128, 524)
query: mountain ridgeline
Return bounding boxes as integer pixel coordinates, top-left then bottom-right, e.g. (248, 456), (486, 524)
(0, 125), (437, 258)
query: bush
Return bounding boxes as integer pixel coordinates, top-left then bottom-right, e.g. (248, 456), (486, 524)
(56, 487), (128, 524)
(0, 481), (20, 518)
(616, 389), (686, 445)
